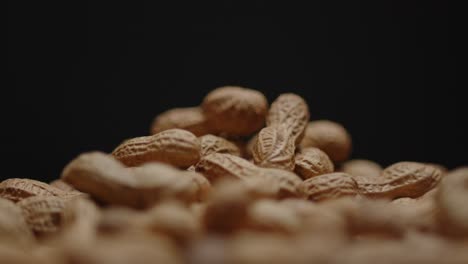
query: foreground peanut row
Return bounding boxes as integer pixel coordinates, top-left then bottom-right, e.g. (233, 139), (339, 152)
(1, 86), (467, 264)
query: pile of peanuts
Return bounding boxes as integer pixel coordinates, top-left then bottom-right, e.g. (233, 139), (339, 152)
(1, 86), (467, 263)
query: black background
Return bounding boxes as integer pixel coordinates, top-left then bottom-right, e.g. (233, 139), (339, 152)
(7, 1), (466, 182)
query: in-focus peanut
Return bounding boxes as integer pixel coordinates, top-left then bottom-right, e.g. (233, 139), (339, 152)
(199, 134), (241, 157)
(357, 162), (441, 199)
(299, 172), (359, 202)
(294, 147), (334, 179)
(112, 128), (200, 168)
(253, 93), (310, 170)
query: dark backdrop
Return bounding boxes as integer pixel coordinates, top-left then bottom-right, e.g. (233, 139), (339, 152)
(7, 1), (465, 182)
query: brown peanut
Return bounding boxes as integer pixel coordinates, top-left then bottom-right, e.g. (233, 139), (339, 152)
(199, 134), (241, 157)
(61, 198), (101, 244)
(195, 153), (259, 182)
(300, 120), (352, 162)
(299, 172), (359, 202)
(196, 153), (302, 198)
(150, 107), (210, 136)
(0, 198), (34, 245)
(357, 162), (442, 199)
(266, 93), (310, 144)
(202, 86), (268, 136)
(202, 180), (252, 233)
(0, 178), (75, 203)
(252, 124), (296, 170)
(246, 199), (301, 234)
(436, 167), (468, 237)
(341, 159), (382, 179)
(253, 93), (310, 170)
(18, 196), (67, 236)
(140, 201), (201, 244)
(294, 147), (334, 179)
(112, 128), (200, 168)
(61, 152), (208, 208)
(257, 168), (303, 199)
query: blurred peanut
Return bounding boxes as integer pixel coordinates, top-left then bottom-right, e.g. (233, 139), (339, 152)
(202, 86), (268, 136)
(150, 107), (210, 136)
(300, 120), (352, 162)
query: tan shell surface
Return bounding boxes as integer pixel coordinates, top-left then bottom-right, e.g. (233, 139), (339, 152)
(18, 196), (67, 235)
(62, 152), (204, 208)
(300, 120), (352, 162)
(112, 129), (201, 168)
(246, 199), (301, 234)
(0, 178), (67, 203)
(150, 107), (209, 136)
(358, 162), (442, 199)
(195, 153), (259, 182)
(266, 93), (310, 144)
(140, 201), (201, 243)
(0, 198), (34, 244)
(199, 134), (241, 157)
(299, 172), (359, 202)
(294, 147), (335, 179)
(257, 168), (303, 199)
(202, 86), (268, 136)
(252, 125), (296, 171)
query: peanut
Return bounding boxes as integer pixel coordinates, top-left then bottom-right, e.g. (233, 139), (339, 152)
(0, 198), (34, 245)
(202, 86), (268, 136)
(140, 201), (201, 244)
(49, 179), (77, 192)
(357, 162), (442, 199)
(299, 172), (359, 202)
(300, 120), (352, 162)
(61, 198), (101, 244)
(195, 153), (302, 198)
(252, 124), (296, 170)
(294, 147), (334, 179)
(341, 159), (382, 178)
(61, 152), (207, 208)
(202, 180), (252, 233)
(199, 134), (241, 157)
(246, 199), (301, 234)
(112, 128), (200, 168)
(0, 178), (76, 203)
(266, 93), (310, 144)
(150, 107), (209, 136)
(253, 93), (310, 170)
(18, 196), (67, 236)
(436, 167), (468, 237)
(195, 153), (259, 182)
(257, 168), (303, 199)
